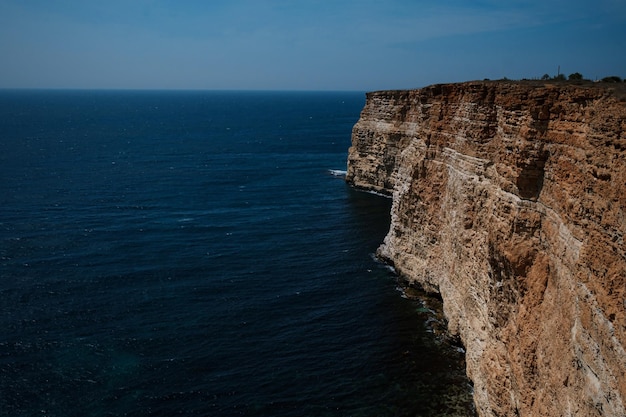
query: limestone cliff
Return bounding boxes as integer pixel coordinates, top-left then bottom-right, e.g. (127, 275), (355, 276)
(347, 81), (626, 417)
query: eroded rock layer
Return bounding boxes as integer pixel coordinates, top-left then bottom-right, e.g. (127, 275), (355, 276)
(347, 82), (626, 417)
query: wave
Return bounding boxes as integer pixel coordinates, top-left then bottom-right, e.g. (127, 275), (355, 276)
(364, 189), (392, 198)
(327, 169), (347, 177)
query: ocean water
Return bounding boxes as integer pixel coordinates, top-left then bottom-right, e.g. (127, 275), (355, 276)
(0, 90), (474, 417)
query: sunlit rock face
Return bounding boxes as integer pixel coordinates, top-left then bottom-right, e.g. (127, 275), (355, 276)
(347, 81), (626, 417)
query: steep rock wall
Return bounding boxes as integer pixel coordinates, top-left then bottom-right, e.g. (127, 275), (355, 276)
(347, 82), (626, 417)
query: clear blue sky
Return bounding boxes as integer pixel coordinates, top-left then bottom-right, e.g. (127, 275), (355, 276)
(1, 0), (624, 91)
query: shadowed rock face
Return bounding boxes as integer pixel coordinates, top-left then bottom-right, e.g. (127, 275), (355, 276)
(347, 81), (626, 417)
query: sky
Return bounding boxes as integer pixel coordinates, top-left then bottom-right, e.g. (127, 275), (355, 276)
(0, 0), (625, 91)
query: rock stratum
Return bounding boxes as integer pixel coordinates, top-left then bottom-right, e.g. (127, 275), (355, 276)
(346, 81), (626, 416)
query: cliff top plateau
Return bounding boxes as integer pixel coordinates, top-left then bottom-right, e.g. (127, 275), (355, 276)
(375, 78), (626, 98)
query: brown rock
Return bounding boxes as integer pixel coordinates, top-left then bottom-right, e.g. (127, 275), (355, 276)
(347, 81), (626, 417)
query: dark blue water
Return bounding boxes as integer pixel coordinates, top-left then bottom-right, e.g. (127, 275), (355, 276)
(0, 90), (473, 417)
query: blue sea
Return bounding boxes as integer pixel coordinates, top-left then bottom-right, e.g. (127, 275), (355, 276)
(0, 90), (474, 417)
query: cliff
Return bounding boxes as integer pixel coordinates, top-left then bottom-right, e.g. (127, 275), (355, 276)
(347, 81), (626, 417)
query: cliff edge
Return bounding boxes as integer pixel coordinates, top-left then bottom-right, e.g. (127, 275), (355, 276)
(347, 81), (626, 416)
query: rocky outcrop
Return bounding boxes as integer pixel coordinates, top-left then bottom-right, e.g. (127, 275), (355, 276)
(347, 81), (626, 416)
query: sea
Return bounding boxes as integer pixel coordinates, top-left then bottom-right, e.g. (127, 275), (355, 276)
(0, 90), (475, 417)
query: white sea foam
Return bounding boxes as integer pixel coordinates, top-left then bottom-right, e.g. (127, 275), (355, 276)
(328, 169), (347, 177)
(365, 189), (392, 198)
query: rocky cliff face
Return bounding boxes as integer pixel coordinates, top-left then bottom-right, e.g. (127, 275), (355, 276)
(347, 81), (626, 417)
